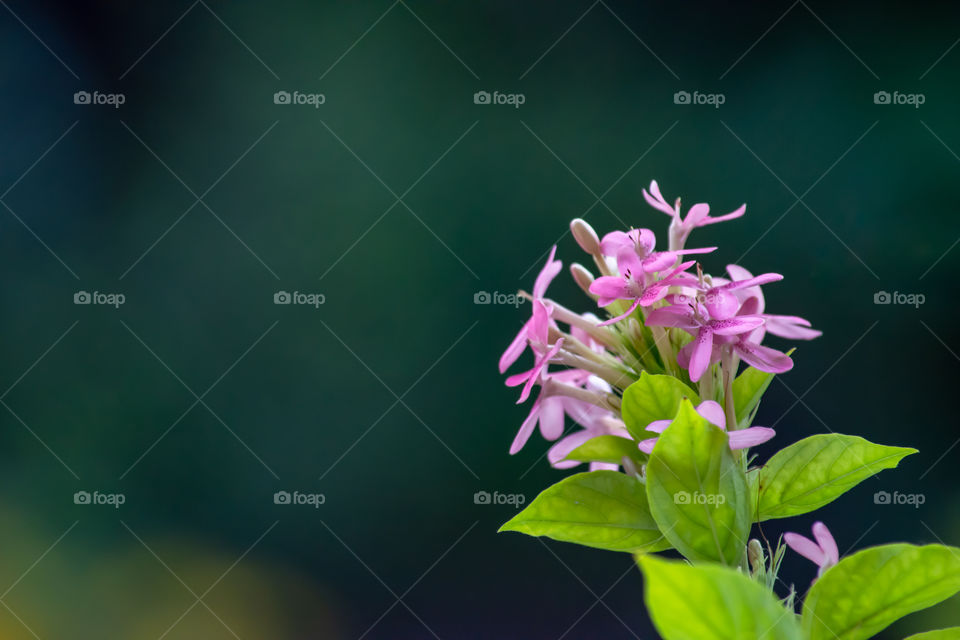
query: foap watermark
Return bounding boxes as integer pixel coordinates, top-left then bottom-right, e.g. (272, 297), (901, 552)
(473, 90), (525, 108)
(473, 291), (522, 307)
(274, 290), (326, 308)
(274, 90), (326, 108)
(74, 90), (125, 108)
(273, 490), (326, 508)
(474, 490), (526, 509)
(874, 490), (925, 508)
(74, 290), (125, 308)
(74, 490), (125, 508)
(873, 90), (925, 108)
(674, 491), (726, 505)
(673, 90), (725, 108)
(874, 290), (925, 308)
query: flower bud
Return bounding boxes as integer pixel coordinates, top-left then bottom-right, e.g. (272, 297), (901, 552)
(570, 263), (595, 297)
(570, 218), (600, 255)
(748, 538), (765, 573)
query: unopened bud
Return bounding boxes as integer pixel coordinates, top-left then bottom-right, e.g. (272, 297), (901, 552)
(570, 263), (595, 296)
(570, 218), (600, 255)
(748, 538), (764, 573)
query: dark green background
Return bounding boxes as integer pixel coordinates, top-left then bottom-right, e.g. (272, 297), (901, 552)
(1, 1), (957, 637)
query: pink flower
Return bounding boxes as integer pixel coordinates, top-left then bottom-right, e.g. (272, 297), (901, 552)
(598, 228), (715, 274)
(643, 180), (746, 249)
(784, 521), (839, 577)
(499, 246), (562, 374)
(590, 259), (698, 326)
(505, 339), (565, 404)
(637, 400), (775, 453)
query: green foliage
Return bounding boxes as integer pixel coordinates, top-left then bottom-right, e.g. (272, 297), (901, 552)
(638, 555), (803, 640)
(803, 544), (960, 640)
(732, 365), (776, 428)
(905, 629), (960, 640)
(757, 434), (916, 520)
(565, 435), (646, 466)
(499, 470), (669, 553)
(621, 372), (700, 439)
(645, 400), (750, 565)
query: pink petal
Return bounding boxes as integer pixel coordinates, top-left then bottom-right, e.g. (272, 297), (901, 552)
(695, 401), (726, 430)
(700, 203), (746, 225)
(688, 329), (715, 382)
(529, 300), (553, 344)
(710, 316), (765, 336)
(764, 315), (822, 340)
(518, 339), (563, 403)
(616, 248), (645, 278)
(734, 341), (793, 374)
(505, 368), (533, 388)
(727, 427), (776, 449)
(812, 522), (839, 566)
(684, 203), (710, 227)
(704, 288), (742, 321)
(644, 419), (670, 434)
(645, 306), (698, 330)
(589, 276), (630, 303)
(509, 399), (541, 454)
(643, 181), (676, 216)
(784, 532), (827, 567)
(598, 297), (642, 326)
(641, 251), (678, 273)
(675, 246), (717, 256)
(499, 321), (529, 373)
(723, 273), (783, 291)
(590, 461), (619, 471)
(548, 430), (597, 469)
(638, 437), (658, 454)
(532, 246), (562, 299)
(599, 230), (633, 257)
(539, 396), (566, 441)
(638, 282), (671, 307)
(635, 228), (657, 255)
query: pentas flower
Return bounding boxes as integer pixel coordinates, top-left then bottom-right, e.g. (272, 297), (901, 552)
(508, 367), (585, 455)
(643, 180), (746, 250)
(499, 246), (562, 374)
(722, 264), (822, 342)
(599, 228), (715, 273)
(784, 521), (839, 578)
(505, 338), (565, 404)
(590, 259), (698, 326)
(637, 400), (775, 453)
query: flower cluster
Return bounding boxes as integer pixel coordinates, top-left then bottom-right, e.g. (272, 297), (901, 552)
(499, 179), (819, 469)
(494, 183), (946, 639)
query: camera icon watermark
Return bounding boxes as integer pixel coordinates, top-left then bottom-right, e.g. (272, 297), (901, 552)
(273, 90), (325, 108)
(674, 491), (726, 505)
(873, 90), (924, 108)
(874, 490), (925, 508)
(74, 290), (125, 308)
(673, 90), (725, 108)
(74, 490), (125, 508)
(873, 290), (925, 308)
(473, 490), (525, 509)
(74, 90), (125, 108)
(273, 490), (325, 508)
(473, 90), (525, 108)
(473, 291), (522, 307)
(273, 290), (325, 308)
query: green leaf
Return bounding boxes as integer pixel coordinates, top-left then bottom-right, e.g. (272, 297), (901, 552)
(638, 555), (804, 640)
(905, 629), (960, 640)
(621, 372), (700, 439)
(757, 434), (917, 520)
(565, 435), (646, 466)
(499, 470), (669, 553)
(803, 544), (960, 640)
(732, 365), (776, 428)
(645, 400), (750, 565)
(905, 630), (960, 640)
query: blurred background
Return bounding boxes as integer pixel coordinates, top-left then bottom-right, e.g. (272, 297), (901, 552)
(0, 1), (957, 637)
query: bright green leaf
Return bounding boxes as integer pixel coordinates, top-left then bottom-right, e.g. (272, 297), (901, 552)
(757, 434), (916, 520)
(732, 365), (775, 428)
(904, 627), (960, 640)
(645, 400), (750, 565)
(638, 555), (804, 640)
(499, 470), (669, 553)
(565, 435), (646, 466)
(621, 372), (700, 439)
(905, 629), (960, 640)
(803, 543), (960, 640)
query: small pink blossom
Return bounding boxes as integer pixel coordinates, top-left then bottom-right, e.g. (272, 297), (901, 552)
(643, 180), (746, 249)
(637, 400), (775, 453)
(784, 521), (839, 577)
